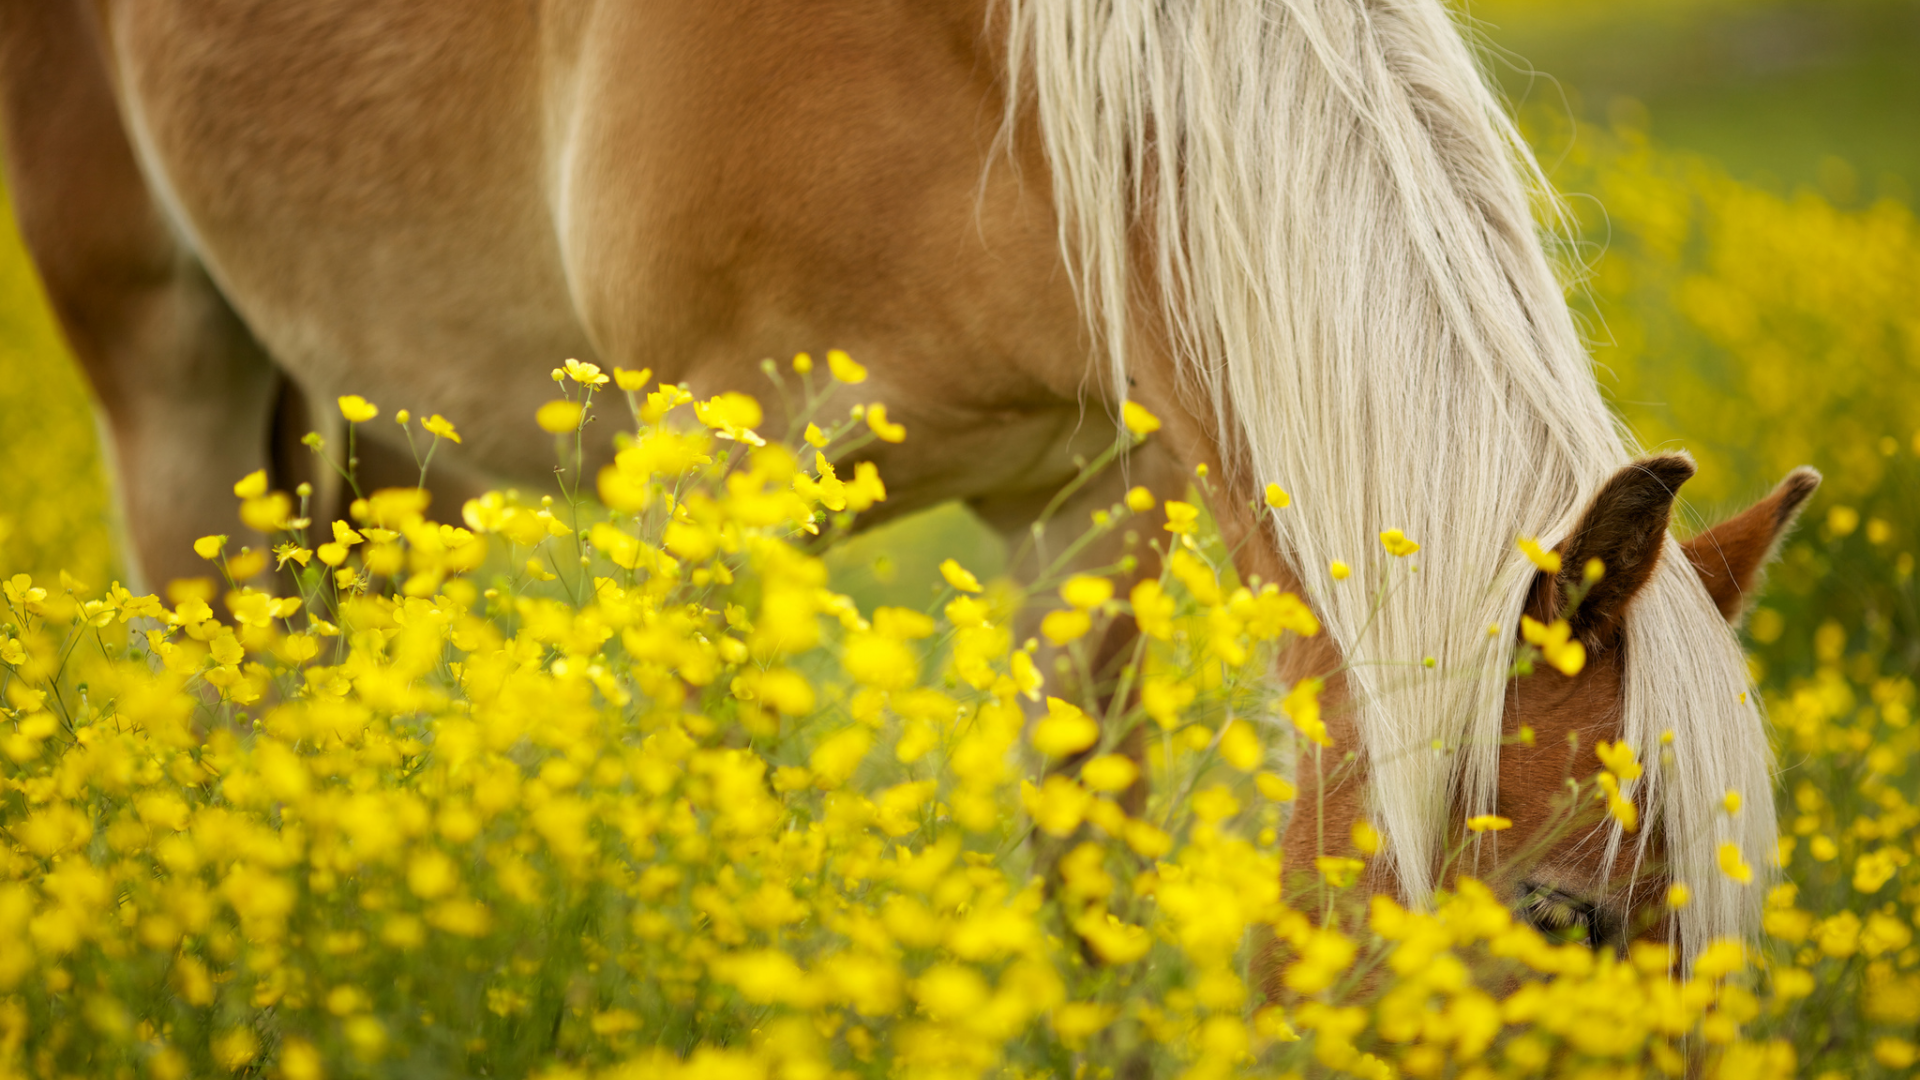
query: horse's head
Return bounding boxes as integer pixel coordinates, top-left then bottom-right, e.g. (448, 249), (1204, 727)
(1492, 454), (1819, 949)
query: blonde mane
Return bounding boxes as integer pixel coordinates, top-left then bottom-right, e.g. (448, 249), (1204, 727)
(1003, 0), (1774, 954)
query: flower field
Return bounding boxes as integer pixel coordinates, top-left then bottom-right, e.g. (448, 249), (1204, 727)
(0, 97), (1917, 1080)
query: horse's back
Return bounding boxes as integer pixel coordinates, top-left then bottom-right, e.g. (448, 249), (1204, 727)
(90, 0), (1098, 484)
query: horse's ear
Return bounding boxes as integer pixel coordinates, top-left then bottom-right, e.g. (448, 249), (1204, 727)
(1529, 454), (1696, 647)
(1680, 467), (1821, 622)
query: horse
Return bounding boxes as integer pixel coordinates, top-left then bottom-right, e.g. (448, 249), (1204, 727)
(0, 0), (1813, 964)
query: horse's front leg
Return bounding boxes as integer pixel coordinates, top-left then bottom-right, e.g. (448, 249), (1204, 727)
(0, 0), (292, 593)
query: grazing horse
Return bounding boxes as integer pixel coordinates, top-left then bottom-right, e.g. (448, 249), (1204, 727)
(0, 0), (1811, 960)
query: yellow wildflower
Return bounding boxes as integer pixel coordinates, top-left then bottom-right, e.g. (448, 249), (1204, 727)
(336, 395), (379, 423)
(1284, 677), (1330, 747)
(1518, 536), (1562, 574)
(1059, 575), (1113, 610)
(1120, 400), (1161, 436)
(1314, 856), (1365, 889)
(1033, 697), (1099, 757)
(1595, 739), (1643, 781)
(1378, 528), (1419, 557)
(939, 558), (982, 593)
(422, 414), (461, 443)
(866, 403), (906, 442)
(562, 358), (610, 386)
(1256, 772), (1297, 802)
(1040, 608), (1091, 646)
(1080, 754), (1139, 793)
(1720, 841), (1754, 885)
(1521, 615), (1586, 676)
(233, 469), (268, 498)
(1351, 820), (1382, 855)
(535, 400), (584, 433)
(826, 348), (867, 383)
(1163, 500), (1199, 535)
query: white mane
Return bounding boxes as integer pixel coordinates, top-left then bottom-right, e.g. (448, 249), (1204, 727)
(1003, 0), (1774, 954)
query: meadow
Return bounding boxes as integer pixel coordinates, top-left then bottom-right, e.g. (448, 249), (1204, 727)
(1, 7), (1918, 1077)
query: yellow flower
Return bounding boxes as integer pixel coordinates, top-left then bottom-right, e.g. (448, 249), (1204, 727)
(613, 366), (652, 391)
(1256, 772), (1296, 802)
(939, 558), (982, 593)
(804, 422), (828, 447)
(1140, 676), (1194, 730)
(1877, 1040), (1920, 1070)
(193, 535), (226, 560)
(1076, 913), (1151, 964)
(394, 408), (410, 425)
(1693, 938), (1749, 979)
(240, 493), (293, 534)
(422, 414), (461, 443)
(1329, 560), (1350, 580)
(1080, 754), (1139, 793)
(843, 632), (918, 691)
(1284, 927), (1356, 993)
(1315, 856), (1365, 889)
(1596, 772), (1639, 832)
(1059, 575), (1113, 610)
(211, 1028), (259, 1071)
(1125, 486), (1155, 512)
(535, 400), (584, 433)
(826, 348), (867, 383)
(1854, 849), (1900, 893)
(1162, 500), (1199, 535)
(1032, 697), (1099, 757)
(562, 358), (610, 386)
(1828, 505), (1859, 537)
(1023, 775), (1091, 836)
(279, 1040), (323, 1080)
(1521, 615), (1587, 676)
(1264, 482), (1290, 509)
(1518, 536), (1562, 574)
(792, 351), (814, 374)
(1283, 677), (1330, 747)
(1466, 814), (1512, 832)
(1120, 400), (1161, 436)
(1053, 1002), (1119, 1046)
(694, 392), (765, 444)
(1723, 789), (1743, 815)
(1040, 608), (1091, 646)
(1218, 720), (1263, 772)
(1594, 739), (1643, 781)
(1379, 528), (1420, 557)
(866, 403), (906, 443)
(1666, 882), (1692, 909)
(1719, 841), (1754, 885)
(233, 469), (268, 498)
(337, 394), (379, 423)
(1351, 820), (1382, 855)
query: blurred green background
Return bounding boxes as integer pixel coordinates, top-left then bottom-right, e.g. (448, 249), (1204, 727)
(1, 0), (1915, 684)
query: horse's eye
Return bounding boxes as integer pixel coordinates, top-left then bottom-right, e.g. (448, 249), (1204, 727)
(1517, 882), (1605, 950)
